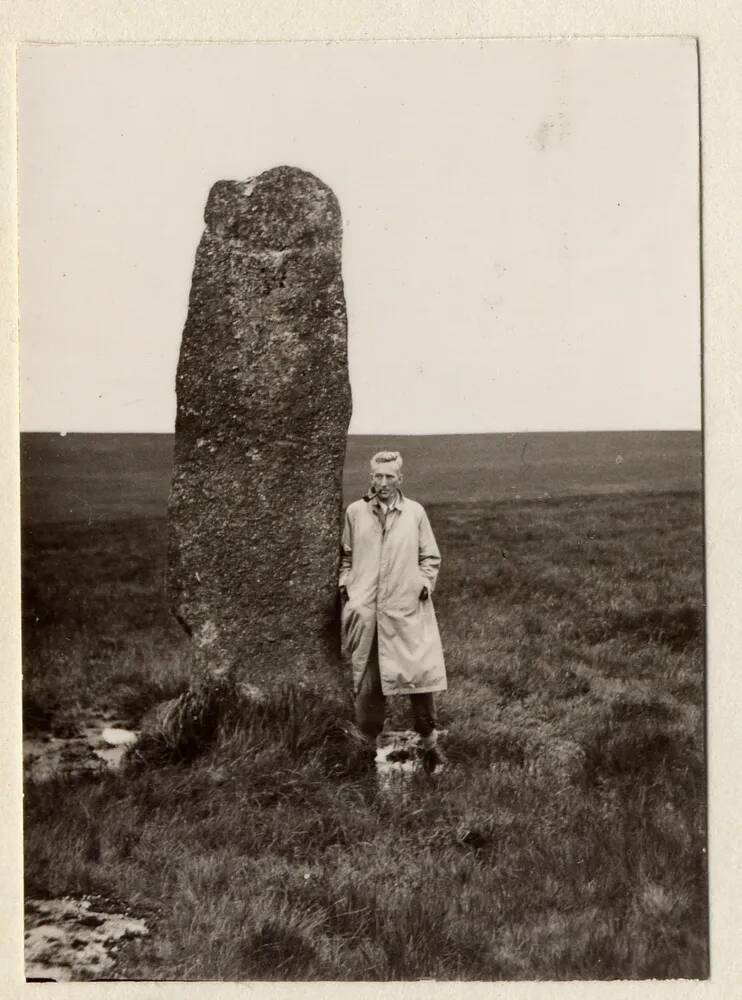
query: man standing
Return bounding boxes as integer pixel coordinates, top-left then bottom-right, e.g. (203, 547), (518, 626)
(339, 450), (446, 771)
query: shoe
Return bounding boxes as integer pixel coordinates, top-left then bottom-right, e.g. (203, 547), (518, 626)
(418, 745), (445, 774)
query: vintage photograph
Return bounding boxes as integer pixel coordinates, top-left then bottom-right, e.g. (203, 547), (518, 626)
(18, 39), (705, 980)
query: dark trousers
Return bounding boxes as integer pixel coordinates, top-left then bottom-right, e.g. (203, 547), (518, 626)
(355, 630), (437, 740)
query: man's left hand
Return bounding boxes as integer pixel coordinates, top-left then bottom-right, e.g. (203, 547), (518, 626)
(420, 586), (429, 601)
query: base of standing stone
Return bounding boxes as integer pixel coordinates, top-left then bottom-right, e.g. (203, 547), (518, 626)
(130, 678), (264, 765)
(128, 672), (356, 768)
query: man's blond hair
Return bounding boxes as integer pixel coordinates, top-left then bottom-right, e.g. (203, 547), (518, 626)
(370, 450), (403, 473)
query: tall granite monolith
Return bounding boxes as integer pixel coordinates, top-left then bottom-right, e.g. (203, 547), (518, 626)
(167, 166), (352, 693)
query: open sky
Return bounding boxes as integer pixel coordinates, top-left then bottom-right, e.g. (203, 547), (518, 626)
(17, 39), (700, 434)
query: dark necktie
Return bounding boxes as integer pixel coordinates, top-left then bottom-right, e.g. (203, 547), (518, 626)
(376, 503), (388, 534)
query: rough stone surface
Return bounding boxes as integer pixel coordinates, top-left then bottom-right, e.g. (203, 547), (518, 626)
(168, 166), (352, 686)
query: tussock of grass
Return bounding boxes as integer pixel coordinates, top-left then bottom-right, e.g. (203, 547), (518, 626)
(132, 682), (232, 766)
(23, 491), (707, 979)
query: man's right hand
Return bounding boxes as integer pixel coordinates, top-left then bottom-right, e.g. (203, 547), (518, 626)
(339, 585), (349, 604)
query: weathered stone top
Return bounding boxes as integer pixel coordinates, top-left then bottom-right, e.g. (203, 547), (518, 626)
(204, 166), (340, 249)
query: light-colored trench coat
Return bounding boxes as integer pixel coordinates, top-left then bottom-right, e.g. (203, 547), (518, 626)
(339, 492), (447, 696)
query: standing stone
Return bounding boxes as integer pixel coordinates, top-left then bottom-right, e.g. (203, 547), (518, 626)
(167, 166), (352, 690)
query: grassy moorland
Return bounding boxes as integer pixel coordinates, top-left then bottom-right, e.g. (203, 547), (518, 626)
(22, 483), (707, 980)
(21, 430), (702, 524)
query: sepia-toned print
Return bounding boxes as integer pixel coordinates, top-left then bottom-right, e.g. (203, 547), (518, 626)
(18, 39), (704, 981)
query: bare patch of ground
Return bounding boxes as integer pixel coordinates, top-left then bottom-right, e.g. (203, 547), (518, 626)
(25, 896), (148, 981)
(376, 730), (447, 790)
(24, 718), (139, 782)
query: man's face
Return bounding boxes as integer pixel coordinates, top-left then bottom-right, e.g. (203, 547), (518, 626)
(371, 462), (402, 502)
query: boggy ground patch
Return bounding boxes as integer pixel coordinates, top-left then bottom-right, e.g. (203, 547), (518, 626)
(375, 730), (446, 790)
(25, 896), (149, 981)
(24, 716), (139, 783)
